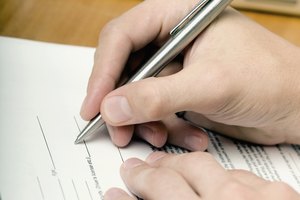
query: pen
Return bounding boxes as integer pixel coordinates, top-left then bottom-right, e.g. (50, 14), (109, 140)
(75, 0), (232, 144)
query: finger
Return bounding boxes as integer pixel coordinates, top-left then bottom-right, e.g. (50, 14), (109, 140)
(120, 158), (200, 200)
(157, 59), (183, 77)
(146, 151), (230, 195)
(133, 114), (209, 151)
(80, 75), (114, 120)
(80, 1), (162, 120)
(162, 115), (209, 151)
(180, 112), (283, 145)
(226, 170), (298, 199)
(104, 188), (136, 200)
(80, 0), (198, 120)
(100, 70), (191, 125)
(106, 124), (134, 147)
(135, 121), (168, 148)
(100, 62), (236, 125)
(227, 169), (269, 188)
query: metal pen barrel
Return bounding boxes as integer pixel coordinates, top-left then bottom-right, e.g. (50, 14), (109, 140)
(75, 0), (232, 144)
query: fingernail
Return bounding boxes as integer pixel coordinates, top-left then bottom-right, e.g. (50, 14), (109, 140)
(106, 124), (115, 140)
(103, 96), (132, 123)
(104, 188), (127, 200)
(122, 158), (143, 169)
(184, 135), (202, 151)
(136, 125), (154, 142)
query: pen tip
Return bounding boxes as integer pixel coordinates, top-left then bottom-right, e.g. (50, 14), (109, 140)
(74, 138), (82, 144)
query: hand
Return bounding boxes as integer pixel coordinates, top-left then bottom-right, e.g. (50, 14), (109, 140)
(80, 0), (300, 150)
(104, 152), (300, 200)
(81, 0), (212, 151)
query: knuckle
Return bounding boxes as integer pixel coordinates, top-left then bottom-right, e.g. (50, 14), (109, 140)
(142, 167), (177, 186)
(229, 169), (253, 177)
(268, 181), (295, 194)
(198, 66), (241, 115)
(219, 180), (253, 200)
(189, 151), (215, 163)
(98, 19), (128, 47)
(264, 181), (298, 199)
(177, 152), (216, 168)
(137, 79), (168, 120)
(205, 67), (234, 100)
(99, 19), (119, 38)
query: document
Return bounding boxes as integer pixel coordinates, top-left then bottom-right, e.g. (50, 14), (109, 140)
(0, 36), (299, 200)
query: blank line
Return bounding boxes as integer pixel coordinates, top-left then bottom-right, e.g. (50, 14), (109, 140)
(74, 116), (81, 132)
(37, 177), (45, 200)
(85, 181), (94, 200)
(84, 141), (91, 158)
(37, 116), (56, 170)
(58, 178), (66, 200)
(117, 148), (124, 163)
(73, 117), (91, 157)
(72, 179), (80, 200)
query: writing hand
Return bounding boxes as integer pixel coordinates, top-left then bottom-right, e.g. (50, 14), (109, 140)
(81, 0), (300, 150)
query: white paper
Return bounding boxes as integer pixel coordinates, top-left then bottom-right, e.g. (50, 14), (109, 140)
(207, 132), (300, 191)
(0, 37), (299, 200)
(0, 37), (148, 200)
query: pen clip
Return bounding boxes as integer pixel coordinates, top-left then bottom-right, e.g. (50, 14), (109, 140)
(170, 0), (211, 36)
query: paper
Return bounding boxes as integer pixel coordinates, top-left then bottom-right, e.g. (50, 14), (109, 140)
(0, 36), (299, 200)
(0, 37), (187, 200)
(207, 132), (300, 189)
(0, 37), (122, 199)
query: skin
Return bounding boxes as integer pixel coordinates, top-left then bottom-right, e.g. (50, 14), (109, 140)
(104, 152), (300, 200)
(80, 0), (300, 199)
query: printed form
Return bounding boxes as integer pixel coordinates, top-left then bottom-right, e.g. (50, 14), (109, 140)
(0, 36), (299, 200)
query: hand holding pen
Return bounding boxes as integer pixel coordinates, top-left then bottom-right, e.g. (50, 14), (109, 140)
(79, 0), (300, 150)
(78, 0), (300, 199)
(77, 0), (231, 150)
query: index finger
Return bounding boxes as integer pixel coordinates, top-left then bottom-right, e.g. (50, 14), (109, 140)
(80, 0), (199, 120)
(146, 152), (230, 195)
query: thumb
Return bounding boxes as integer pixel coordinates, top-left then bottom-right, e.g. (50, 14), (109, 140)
(100, 69), (197, 126)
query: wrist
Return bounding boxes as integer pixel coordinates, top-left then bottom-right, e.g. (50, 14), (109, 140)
(276, 46), (300, 144)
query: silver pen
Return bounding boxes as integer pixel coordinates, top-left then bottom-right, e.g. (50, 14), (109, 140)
(75, 0), (232, 144)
